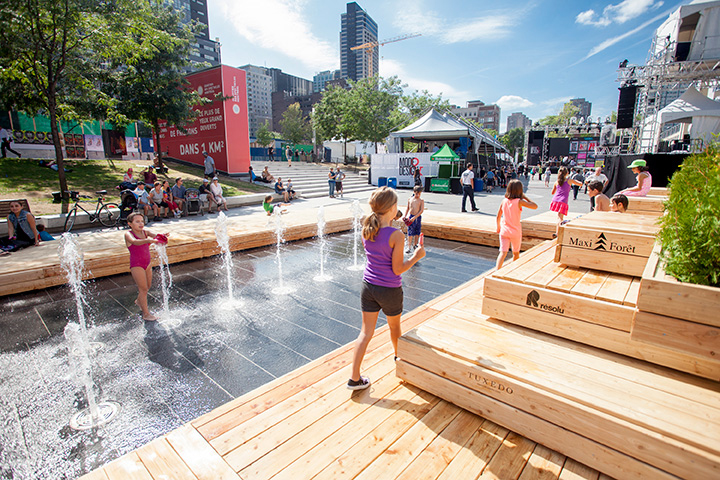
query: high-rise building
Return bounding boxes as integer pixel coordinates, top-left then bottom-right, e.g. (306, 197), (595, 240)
(340, 2), (378, 81)
(507, 112), (532, 132)
(454, 101), (501, 132)
(238, 65), (314, 137)
(237, 65), (273, 137)
(162, 0), (221, 71)
(313, 69), (342, 92)
(570, 98), (592, 119)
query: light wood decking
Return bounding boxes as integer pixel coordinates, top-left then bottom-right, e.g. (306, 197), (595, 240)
(79, 275), (611, 480)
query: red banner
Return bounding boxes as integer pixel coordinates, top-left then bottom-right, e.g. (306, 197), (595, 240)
(158, 65), (250, 175)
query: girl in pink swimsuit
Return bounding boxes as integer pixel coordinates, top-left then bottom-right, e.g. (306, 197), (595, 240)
(124, 212), (167, 321)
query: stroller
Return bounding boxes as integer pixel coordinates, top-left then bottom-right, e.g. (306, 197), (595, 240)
(185, 188), (203, 216)
(118, 189), (139, 225)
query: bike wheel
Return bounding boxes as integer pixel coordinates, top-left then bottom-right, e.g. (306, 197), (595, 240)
(63, 208), (78, 232)
(98, 203), (120, 227)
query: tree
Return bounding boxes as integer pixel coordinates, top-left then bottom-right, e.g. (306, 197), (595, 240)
(108, 2), (208, 170)
(348, 76), (403, 148)
(501, 127), (525, 158)
(280, 103), (311, 146)
(538, 102), (580, 126)
(393, 89), (451, 129)
(0, 0), (134, 209)
(255, 120), (275, 147)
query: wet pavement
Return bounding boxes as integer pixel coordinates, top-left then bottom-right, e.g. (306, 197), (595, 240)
(0, 232), (496, 479)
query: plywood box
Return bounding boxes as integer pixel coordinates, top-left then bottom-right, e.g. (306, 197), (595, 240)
(554, 211), (659, 277)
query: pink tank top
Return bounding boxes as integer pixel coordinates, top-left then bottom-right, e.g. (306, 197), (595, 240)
(128, 230), (151, 268)
(500, 198), (522, 238)
(624, 172), (652, 197)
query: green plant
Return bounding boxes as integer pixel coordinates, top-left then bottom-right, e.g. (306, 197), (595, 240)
(658, 141), (720, 287)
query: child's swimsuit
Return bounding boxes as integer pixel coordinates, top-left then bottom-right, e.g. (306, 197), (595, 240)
(128, 230), (151, 269)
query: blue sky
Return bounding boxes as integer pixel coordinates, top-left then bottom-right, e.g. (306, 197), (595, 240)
(207, 0), (688, 132)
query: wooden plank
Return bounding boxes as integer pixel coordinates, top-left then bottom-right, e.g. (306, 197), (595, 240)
(558, 247), (649, 277)
(626, 196), (665, 213)
(482, 297), (720, 381)
(397, 362), (678, 480)
(350, 400), (462, 480)
(546, 267), (587, 292)
(558, 226), (656, 258)
(166, 424), (239, 480)
(623, 278), (641, 306)
(135, 438), (198, 480)
(502, 249), (557, 283)
(493, 240), (557, 280)
(484, 276), (635, 332)
(648, 187), (668, 196)
(558, 458), (600, 480)
(569, 211), (660, 234)
(570, 270), (609, 299)
(395, 409), (485, 480)
(398, 337), (720, 474)
(477, 431), (535, 480)
(595, 273), (634, 305)
(281, 387), (440, 480)
(525, 262), (567, 289)
(435, 420), (509, 480)
(518, 444), (566, 480)
(631, 311), (720, 360)
(103, 452), (154, 480)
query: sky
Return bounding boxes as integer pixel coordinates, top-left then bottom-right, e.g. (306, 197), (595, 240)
(206, 0), (689, 132)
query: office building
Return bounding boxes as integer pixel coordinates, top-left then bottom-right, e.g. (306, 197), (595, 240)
(340, 2), (379, 81)
(237, 65), (273, 137)
(313, 69), (342, 92)
(507, 112), (532, 132)
(272, 91), (323, 131)
(162, 0), (221, 71)
(454, 100), (501, 132)
(570, 98), (592, 119)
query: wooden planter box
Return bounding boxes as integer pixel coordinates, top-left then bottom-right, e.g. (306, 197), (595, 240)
(632, 243), (720, 369)
(555, 211), (659, 277)
(625, 195), (665, 216)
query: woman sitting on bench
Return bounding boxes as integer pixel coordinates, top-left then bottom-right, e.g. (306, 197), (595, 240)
(1, 201), (39, 253)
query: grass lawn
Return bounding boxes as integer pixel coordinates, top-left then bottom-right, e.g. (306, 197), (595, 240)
(0, 157), (271, 217)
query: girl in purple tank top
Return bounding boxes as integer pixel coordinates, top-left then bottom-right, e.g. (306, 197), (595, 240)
(124, 212), (168, 321)
(347, 187), (425, 391)
(550, 167), (583, 237)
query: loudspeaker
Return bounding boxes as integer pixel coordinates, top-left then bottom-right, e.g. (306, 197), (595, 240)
(529, 130), (544, 143)
(617, 86), (637, 129)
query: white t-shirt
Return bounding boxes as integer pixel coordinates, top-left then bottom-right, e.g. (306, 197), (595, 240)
(0, 128), (10, 141)
(461, 169), (474, 186)
(586, 172), (608, 185)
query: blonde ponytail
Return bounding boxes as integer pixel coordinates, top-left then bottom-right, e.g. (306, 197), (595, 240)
(362, 186), (398, 242)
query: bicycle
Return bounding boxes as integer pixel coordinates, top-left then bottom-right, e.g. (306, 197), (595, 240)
(63, 190), (120, 232)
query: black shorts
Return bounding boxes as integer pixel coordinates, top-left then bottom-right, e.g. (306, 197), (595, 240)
(361, 280), (403, 316)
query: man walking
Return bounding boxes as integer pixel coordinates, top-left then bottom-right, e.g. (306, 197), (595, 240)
(461, 163), (479, 212)
(203, 151), (216, 179)
(0, 127), (20, 158)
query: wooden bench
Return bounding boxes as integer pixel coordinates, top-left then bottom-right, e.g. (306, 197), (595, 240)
(0, 199), (31, 219)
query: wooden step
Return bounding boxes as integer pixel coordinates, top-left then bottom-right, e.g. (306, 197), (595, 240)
(397, 310), (720, 480)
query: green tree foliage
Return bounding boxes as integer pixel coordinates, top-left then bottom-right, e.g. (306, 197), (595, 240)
(0, 0), (133, 207)
(106, 2), (208, 169)
(393, 88), (451, 129)
(658, 141), (720, 286)
(538, 102), (581, 126)
(280, 103), (311, 146)
(255, 120), (275, 147)
(501, 127), (525, 158)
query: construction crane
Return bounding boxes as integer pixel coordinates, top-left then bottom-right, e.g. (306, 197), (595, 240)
(350, 33), (421, 77)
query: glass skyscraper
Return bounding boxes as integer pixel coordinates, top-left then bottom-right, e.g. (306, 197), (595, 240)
(340, 2), (378, 81)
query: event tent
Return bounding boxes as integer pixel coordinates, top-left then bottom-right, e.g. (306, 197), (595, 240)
(388, 109), (508, 154)
(658, 86), (720, 141)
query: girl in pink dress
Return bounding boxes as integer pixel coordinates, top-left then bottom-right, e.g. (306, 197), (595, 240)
(619, 159), (652, 196)
(550, 167), (583, 236)
(496, 180), (538, 270)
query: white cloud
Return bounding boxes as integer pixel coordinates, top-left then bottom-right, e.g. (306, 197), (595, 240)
(574, 5), (676, 64)
(576, 0), (664, 27)
(393, 2), (516, 44)
(380, 58), (468, 104)
(496, 95), (534, 110)
(215, 0), (337, 71)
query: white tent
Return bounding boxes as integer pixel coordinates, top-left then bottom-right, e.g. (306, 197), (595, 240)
(388, 108), (507, 153)
(652, 0), (720, 63)
(659, 86), (720, 142)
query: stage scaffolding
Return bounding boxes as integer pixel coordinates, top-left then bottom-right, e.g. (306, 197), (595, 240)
(617, 33), (720, 154)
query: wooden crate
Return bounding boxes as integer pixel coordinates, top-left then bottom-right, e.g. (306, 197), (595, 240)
(625, 195), (665, 216)
(397, 309), (720, 480)
(631, 243), (720, 366)
(554, 211), (660, 277)
(520, 210), (585, 240)
(648, 187), (668, 197)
